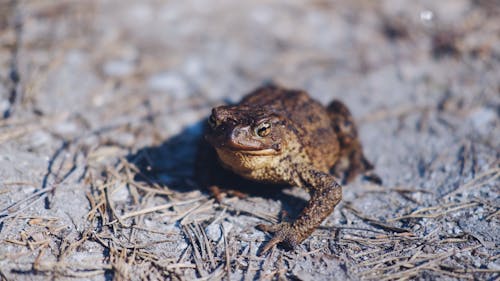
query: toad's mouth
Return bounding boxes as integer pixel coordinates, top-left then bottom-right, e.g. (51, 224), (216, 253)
(216, 146), (280, 156)
(235, 148), (279, 156)
(205, 134), (281, 156)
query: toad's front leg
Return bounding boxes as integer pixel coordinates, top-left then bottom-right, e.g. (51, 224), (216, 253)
(257, 170), (342, 254)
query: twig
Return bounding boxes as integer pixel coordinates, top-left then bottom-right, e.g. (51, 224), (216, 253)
(221, 198), (278, 223)
(178, 199), (215, 225)
(120, 197), (204, 220)
(344, 204), (411, 233)
(222, 223), (231, 280)
(0, 186), (56, 222)
(442, 167), (499, 200)
(387, 202), (479, 222)
(183, 225), (207, 277)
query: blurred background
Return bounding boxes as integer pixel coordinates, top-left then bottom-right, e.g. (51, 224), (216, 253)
(0, 1), (499, 280)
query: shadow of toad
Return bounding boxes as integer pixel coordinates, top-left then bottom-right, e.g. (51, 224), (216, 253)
(126, 119), (308, 218)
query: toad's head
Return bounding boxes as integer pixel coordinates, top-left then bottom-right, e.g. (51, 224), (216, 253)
(205, 104), (289, 172)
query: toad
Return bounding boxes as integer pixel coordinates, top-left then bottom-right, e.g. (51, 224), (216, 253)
(197, 84), (380, 254)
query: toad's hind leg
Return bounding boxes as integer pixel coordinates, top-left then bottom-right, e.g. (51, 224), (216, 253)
(327, 100), (381, 184)
(257, 169), (342, 254)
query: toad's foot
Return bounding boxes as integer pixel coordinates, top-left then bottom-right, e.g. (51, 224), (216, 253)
(209, 185), (247, 202)
(257, 222), (300, 255)
(362, 171), (383, 185)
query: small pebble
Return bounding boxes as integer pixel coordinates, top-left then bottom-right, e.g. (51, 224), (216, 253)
(205, 223), (222, 241)
(469, 107), (496, 129)
(103, 59), (135, 77)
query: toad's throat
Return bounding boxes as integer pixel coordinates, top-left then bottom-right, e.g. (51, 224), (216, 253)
(214, 147), (282, 175)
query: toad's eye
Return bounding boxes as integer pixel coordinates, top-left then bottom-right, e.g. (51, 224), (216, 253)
(208, 115), (217, 129)
(255, 122), (271, 137)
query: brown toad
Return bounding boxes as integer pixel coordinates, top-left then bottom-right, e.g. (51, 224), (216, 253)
(197, 84), (380, 254)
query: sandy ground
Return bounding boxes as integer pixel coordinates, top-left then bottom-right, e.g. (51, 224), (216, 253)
(0, 0), (499, 280)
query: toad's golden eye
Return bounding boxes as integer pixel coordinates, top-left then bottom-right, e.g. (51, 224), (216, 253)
(208, 115), (217, 129)
(255, 122), (271, 137)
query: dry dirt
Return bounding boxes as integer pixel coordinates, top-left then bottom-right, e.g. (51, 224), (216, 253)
(0, 0), (499, 280)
